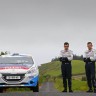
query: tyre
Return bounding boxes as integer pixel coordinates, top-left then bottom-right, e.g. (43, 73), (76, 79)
(0, 88), (4, 93)
(30, 82), (39, 92)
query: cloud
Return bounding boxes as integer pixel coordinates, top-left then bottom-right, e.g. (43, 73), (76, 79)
(0, 0), (96, 65)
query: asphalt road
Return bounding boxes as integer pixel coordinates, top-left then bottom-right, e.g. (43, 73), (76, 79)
(40, 82), (58, 92)
(0, 82), (96, 96)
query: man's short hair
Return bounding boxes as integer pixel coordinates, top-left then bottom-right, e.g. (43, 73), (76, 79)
(87, 42), (92, 45)
(64, 42), (69, 46)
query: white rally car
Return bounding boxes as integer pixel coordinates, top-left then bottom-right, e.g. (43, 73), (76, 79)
(0, 53), (39, 92)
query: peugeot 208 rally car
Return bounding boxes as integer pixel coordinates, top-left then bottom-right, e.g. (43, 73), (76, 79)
(0, 53), (39, 92)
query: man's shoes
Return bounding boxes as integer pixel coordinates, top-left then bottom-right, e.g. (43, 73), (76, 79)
(86, 89), (93, 92)
(69, 87), (73, 92)
(94, 88), (96, 93)
(69, 90), (73, 92)
(62, 90), (67, 92)
(62, 89), (73, 92)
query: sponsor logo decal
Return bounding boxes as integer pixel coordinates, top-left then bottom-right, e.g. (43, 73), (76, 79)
(0, 66), (29, 70)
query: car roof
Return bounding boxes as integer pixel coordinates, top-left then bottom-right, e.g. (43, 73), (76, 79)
(0, 53), (32, 58)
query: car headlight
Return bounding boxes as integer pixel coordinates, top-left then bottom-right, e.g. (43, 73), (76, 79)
(0, 73), (2, 77)
(27, 67), (38, 74)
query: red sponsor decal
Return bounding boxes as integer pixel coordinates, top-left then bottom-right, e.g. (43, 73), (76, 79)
(0, 66), (29, 70)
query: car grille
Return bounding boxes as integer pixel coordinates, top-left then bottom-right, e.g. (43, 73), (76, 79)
(2, 74), (25, 82)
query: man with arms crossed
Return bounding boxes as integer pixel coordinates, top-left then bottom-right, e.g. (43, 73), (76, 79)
(59, 42), (73, 92)
(83, 42), (96, 93)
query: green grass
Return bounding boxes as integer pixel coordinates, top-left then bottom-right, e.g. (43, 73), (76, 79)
(7, 88), (31, 92)
(54, 78), (88, 92)
(72, 60), (85, 75)
(39, 60), (85, 77)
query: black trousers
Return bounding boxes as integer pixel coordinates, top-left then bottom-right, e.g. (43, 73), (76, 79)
(85, 62), (96, 89)
(61, 62), (72, 89)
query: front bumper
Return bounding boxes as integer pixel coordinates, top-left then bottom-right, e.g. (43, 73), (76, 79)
(0, 75), (39, 87)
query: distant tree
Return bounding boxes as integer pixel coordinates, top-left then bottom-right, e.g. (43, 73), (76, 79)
(73, 54), (83, 60)
(51, 54), (83, 62)
(0, 51), (9, 56)
(51, 57), (59, 62)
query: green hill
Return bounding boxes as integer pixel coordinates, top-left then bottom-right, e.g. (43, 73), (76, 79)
(39, 60), (85, 77)
(39, 60), (90, 91)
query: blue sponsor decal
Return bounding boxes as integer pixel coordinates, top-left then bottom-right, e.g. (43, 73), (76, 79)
(24, 76), (39, 87)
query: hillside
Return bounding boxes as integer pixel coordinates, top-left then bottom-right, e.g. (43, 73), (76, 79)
(39, 60), (85, 77)
(39, 60), (89, 91)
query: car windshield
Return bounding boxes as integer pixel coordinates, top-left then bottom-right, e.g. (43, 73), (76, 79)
(0, 57), (34, 64)
(0, 57), (34, 68)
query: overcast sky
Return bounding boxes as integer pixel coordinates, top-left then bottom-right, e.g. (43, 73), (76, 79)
(0, 0), (96, 65)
